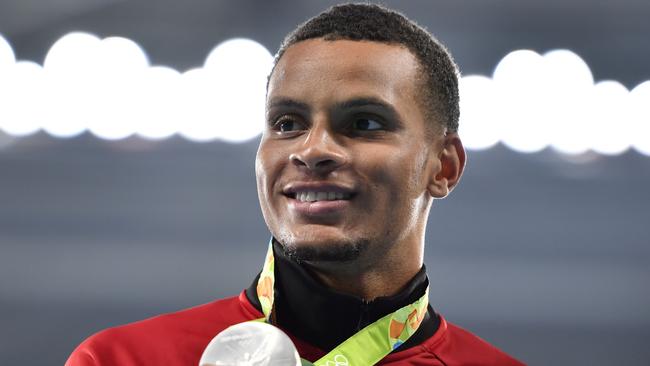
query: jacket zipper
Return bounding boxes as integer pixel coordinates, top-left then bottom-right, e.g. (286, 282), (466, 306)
(357, 300), (370, 331)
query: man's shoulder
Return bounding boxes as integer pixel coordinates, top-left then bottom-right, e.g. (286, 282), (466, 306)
(420, 316), (525, 366)
(66, 292), (262, 366)
(97, 292), (254, 336)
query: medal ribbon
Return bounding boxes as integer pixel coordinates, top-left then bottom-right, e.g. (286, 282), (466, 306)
(256, 240), (429, 366)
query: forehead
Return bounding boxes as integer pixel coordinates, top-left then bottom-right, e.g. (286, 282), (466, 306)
(268, 39), (421, 105)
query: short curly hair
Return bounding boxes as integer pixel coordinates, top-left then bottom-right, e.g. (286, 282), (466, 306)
(270, 3), (460, 133)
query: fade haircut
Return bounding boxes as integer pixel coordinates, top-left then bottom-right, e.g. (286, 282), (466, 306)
(270, 3), (460, 133)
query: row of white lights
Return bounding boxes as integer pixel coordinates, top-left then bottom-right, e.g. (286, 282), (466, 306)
(0, 33), (271, 143)
(459, 50), (650, 155)
(0, 32), (649, 155)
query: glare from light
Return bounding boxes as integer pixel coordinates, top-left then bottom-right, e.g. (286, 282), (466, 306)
(204, 38), (272, 73)
(95, 36), (149, 71)
(3, 31), (650, 159)
(588, 81), (631, 155)
(87, 37), (150, 140)
(177, 68), (220, 142)
(0, 34), (20, 138)
(0, 61), (44, 137)
(458, 75), (499, 150)
(543, 50), (593, 87)
(42, 32), (102, 138)
(136, 66), (182, 140)
(0, 34), (15, 69)
(43, 32), (102, 75)
(493, 49), (551, 153)
(629, 81), (650, 156)
(203, 38), (273, 142)
(543, 50), (594, 155)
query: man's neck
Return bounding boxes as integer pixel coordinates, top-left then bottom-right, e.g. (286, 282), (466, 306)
(245, 241), (439, 352)
(304, 262), (420, 301)
(297, 239), (425, 301)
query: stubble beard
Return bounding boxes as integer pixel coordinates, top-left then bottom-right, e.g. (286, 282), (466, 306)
(277, 237), (371, 264)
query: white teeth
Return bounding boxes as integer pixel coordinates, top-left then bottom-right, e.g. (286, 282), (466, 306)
(306, 191), (316, 201)
(294, 191), (351, 202)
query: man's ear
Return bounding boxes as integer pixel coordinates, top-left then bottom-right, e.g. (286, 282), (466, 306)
(428, 133), (466, 199)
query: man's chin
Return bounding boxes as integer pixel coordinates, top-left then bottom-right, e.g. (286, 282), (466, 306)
(276, 237), (369, 264)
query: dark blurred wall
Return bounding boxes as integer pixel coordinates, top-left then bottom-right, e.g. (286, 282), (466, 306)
(0, 1), (649, 365)
(1, 135), (648, 365)
(2, 0), (649, 86)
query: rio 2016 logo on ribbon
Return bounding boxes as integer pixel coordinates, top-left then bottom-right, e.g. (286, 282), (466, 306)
(322, 354), (349, 366)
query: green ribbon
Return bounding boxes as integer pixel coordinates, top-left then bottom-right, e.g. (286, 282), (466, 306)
(256, 240), (429, 366)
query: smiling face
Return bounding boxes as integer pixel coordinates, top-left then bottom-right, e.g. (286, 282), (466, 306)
(256, 39), (450, 270)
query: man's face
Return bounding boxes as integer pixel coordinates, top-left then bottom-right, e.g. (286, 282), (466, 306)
(256, 39), (444, 264)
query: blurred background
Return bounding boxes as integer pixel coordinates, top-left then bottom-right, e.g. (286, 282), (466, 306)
(1, 0), (649, 365)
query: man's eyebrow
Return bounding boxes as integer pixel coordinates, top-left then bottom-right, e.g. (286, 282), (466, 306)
(334, 97), (403, 126)
(334, 97), (399, 116)
(267, 97), (310, 113)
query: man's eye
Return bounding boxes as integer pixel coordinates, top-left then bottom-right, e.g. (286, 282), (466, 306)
(352, 118), (383, 131)
(275, 118), (304, 133)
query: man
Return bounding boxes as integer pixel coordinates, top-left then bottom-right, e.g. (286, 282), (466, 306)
(67, 3), (524, 365)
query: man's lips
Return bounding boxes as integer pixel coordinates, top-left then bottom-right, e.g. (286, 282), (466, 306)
(282, 182), (356, 216)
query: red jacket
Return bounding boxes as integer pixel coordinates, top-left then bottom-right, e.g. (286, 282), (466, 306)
(66, 292), (525, 366)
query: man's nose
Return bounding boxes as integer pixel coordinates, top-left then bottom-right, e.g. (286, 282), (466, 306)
(289, 125), (347, 174)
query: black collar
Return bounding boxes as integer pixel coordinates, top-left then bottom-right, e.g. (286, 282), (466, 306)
(245, 240), (439, 352)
